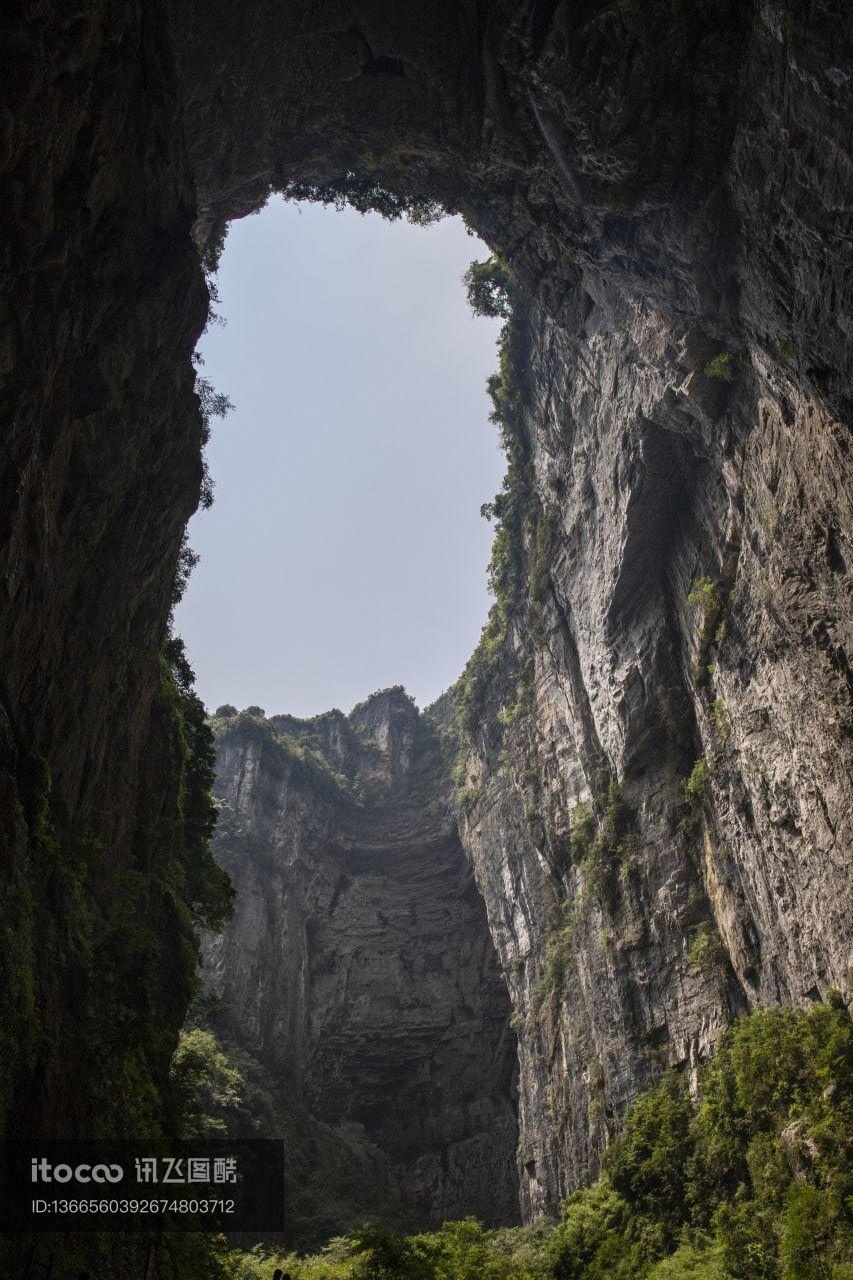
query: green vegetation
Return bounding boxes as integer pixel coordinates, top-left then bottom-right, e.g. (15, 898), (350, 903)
(681, 756), (711, 836)
(532, 781), (635, 1012)
(210, 709), (357, 806)
(532, 898), (580, 1016)
(173, 532), (201, 608)
(528, 507), (559, 645)
(0, 636), (234, 1148)
(550, 998), (852, 1280)
(703, 353), (735, 382)
(212, 800), (277, 876)
(196, 370), (234, 510)
(687, 578), (725, 618)
(170, 1002), (423, 1253)
(228, 1220), (553, 1280)
(170, 1026), (243, 1137)
(192, 219), (234, 544)
(688, 925), (726, 973)
(201, 221), (229, 278)
(682, 757), (710, 830)
(177, 1001), (851, 1280)
(157, 637), (236, 936)
(82, 638), (233, 1134)
(280, 173), (444, 226)
(452, 274), (555, 744)
(463, 255), (515, 319)
(571, 782), (632, 907)
(687, 578), (728, 688)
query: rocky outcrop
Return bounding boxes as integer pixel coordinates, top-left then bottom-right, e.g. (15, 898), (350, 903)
(0, 0), (849, 1229)
(204, 691), (519, 1227)
(450, 287), (852, 1215)
(0, 0), (206, 1140)
(177, 0), (851, 1217)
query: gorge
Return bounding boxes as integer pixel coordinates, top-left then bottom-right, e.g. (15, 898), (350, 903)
(1, 0), (851, 1275)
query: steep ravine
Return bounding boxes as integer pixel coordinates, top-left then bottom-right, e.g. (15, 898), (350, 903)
(203, 691), (519, 1229)
(449, 298), (852, 1217)
(0, 0), (849, 1241)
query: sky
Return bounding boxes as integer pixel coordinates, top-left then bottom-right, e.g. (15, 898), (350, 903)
(174, 196), (505, 718)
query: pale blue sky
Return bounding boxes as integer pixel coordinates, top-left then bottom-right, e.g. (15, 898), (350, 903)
(175, 196), (504, 717)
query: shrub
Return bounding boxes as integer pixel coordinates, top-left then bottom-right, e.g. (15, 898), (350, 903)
(777, 1185), (846, 1280)
(201, 221), (229, 278)
(349, 1224), (433, 1280)
(551, 1179), (637, 1280)
(687, 925), (725, 973)
(463, 256), (515, 318)
(281, 173), (444, 226)
(703, 353), (735, 382)
(683, 757), (710, 820)
(688, 578), (725, 617)
(172, 533), (201, 609)
(196, 373), (233, 509)
(647, 1240), (729, 1279)
(170, 1027), (243, 1138)
(711, 698), (730, 743)
(605, 1075), (694, 1238)
(570, 802), (597, 860)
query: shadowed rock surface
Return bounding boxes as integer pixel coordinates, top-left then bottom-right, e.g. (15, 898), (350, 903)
(0, 0), (849, 1238)
(204, 691), (519, 1226)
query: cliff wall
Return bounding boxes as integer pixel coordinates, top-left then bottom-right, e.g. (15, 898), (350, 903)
(453, 292), (851, 1216)
(0, 0), (848, 1220)
(184, 0), (850, 1210)
(204, 692), (519, 1227)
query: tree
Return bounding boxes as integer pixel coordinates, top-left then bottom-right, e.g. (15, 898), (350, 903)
(463, 256), (515, 318)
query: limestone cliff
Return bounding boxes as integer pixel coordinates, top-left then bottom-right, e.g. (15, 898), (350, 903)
(0, 0), (849, 1234)
(203, 691), (519, 1228)
(450, 298), (852, 1216)
(176, 3), (853, 1220)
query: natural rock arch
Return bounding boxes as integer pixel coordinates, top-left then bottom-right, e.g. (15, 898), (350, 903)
(0, 0), (849, 1199)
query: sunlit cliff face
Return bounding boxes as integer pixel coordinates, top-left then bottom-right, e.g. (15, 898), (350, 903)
(0, 0), (849, 1199)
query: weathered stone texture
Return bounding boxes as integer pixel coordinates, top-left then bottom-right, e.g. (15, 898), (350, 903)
(205, 693), (519, 1225)
(0, 0), (849, 1219)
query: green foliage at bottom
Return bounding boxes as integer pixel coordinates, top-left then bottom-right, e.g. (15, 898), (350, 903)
(548, 997), (852, 1280)
(225, 1220), (553, 1280)
(17, 999), (845, 1280)
(210, 1000), (851, 1280)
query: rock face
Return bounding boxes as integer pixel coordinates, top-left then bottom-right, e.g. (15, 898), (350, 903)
(0, 0), (206, 1139)
(205, 691), (519, 1226)
(0, 0), (850, 1233)
(450, 291), (852, 1216)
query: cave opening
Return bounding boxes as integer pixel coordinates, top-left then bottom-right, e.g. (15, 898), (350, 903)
(3, 3), (850, 1273)
(176, 193), (525, 1234)
(176, 194), (507, 719)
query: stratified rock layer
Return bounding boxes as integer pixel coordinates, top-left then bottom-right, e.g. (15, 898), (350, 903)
(0, 0), (849, 1227)
(451, 293), (851, 1215)
(205, 692), (519, 1226)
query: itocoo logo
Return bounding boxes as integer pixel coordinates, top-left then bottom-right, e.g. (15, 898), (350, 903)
(31, 1158), (123, 1184)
